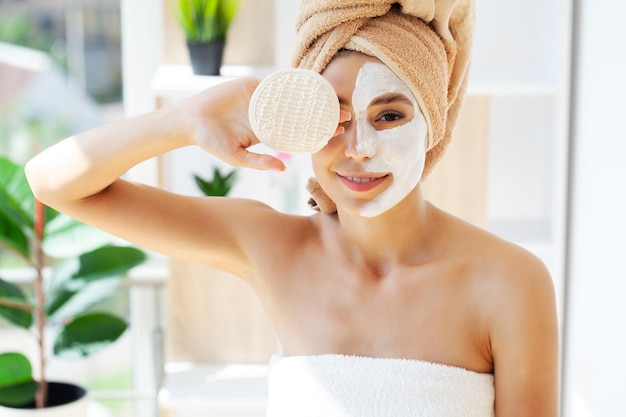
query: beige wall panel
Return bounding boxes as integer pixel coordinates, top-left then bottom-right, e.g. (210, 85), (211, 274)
(162, 0), (188, 64)
(167, 260), (280, 364)
(422, 96), (490, 228)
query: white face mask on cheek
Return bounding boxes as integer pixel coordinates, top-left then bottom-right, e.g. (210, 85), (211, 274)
(351, 62), (428, 217)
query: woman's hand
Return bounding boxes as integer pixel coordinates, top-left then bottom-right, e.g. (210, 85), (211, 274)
(334, 109), (352, 137)
(184, 77), (285, 171)
(183, 77), (352, 171)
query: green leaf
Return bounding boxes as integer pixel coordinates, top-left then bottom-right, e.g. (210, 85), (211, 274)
(0, 380), (39, 407)
(0, 156), (34, 229)
(47, 277), (120, 323)
(0, 352), (33, 387)
(45, 245), (146, 318)
(54, 312), (128, 357)
(220, 0), (239, 27)
(0, 352), (38, 407)
(194, 167), (237, 197)
(71, 245), (147, 283)
(43, 204), (61, 228)
(174, 0), (193, 38)
(0, 210), (30, 260)
(202, 0), (221, 40)
(0, 157), (34, 260)
(174, 0), (239, 41)
(0, 278), (33, 328)
(43, 213), (112, 258)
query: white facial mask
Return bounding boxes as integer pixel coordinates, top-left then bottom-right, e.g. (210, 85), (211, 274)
(351, 62), (427, 217)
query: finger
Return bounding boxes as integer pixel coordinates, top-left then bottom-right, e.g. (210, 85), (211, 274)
(331, 110), (351, 137)
(231, 148), (286, 172)
(332, 125), (346, 138)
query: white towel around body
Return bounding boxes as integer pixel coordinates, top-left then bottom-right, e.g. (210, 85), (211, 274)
(266, 354), (494, 417)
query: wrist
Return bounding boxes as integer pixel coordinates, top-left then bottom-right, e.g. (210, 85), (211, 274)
(155, 101), (197, 149)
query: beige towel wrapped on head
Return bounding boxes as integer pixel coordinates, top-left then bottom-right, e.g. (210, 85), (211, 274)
(295, 0), (475, 214)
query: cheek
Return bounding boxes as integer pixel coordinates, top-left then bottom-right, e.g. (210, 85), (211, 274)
(367, 119), (426, 174)
(311, 152), (324, 178)
(311, 140), (339, 177)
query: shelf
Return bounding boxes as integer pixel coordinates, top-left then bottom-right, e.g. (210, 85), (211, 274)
(151, 64), (275, 102)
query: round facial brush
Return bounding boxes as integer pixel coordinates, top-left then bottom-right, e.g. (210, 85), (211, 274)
(249, 69), (340, 153)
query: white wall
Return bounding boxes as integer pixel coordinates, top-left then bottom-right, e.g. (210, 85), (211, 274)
(120, 0), (162, 187)
(120, 2), (163, 416)
(273, 0), (299, 69)
(562, 1), (626, 416)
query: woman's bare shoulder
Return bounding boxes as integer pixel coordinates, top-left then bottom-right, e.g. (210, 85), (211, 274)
(436, 207), (558, 381)
(445, 219), (559, 416)
(431, 205), (554, 299)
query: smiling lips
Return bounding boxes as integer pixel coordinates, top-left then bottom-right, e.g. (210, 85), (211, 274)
(339, 174), (389, 192)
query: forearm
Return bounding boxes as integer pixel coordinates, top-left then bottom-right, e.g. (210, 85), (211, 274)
(25, 103), (191, 205)
(26, 77), (285, 210)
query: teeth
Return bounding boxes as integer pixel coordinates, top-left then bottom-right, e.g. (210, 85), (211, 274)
(345, 176), (378, 183)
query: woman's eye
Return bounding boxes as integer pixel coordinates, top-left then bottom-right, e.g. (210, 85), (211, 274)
(377, 111), (404, 123)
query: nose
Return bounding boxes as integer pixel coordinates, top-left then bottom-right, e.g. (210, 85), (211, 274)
(343, 120), (377, 160)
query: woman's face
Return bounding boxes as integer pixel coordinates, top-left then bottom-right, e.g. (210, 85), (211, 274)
(313, 53), (428, 217)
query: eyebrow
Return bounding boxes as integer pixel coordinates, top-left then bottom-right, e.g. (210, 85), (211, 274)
(369, 93), (413, 107)
(337, 92), (413, 107)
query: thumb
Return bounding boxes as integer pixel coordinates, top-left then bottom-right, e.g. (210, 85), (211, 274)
(230, 148), (286, 172)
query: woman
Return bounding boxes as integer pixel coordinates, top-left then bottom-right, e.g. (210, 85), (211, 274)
(26, 1), (558, 415)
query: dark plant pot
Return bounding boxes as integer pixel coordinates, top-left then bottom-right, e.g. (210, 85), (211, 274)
(0, 382), (88, 416)
(187, 40), (226, 76)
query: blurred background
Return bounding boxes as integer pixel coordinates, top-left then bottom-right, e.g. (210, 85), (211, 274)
(0, 0), (624, 416)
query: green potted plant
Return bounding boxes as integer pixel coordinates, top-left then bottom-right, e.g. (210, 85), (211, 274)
(0, 156), (148, 415)
(173, 0), (240, 75)
(193, 166), (238, 197)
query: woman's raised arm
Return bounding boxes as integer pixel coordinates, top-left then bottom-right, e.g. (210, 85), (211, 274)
(24, 78), (286, 271)
(25, 77), (284, 205)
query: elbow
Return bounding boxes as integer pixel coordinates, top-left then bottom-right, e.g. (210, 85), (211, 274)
(24, 157), (56, 205)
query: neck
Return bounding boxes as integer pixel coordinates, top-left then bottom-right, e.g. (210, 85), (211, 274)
(333, 187), (433, 276)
